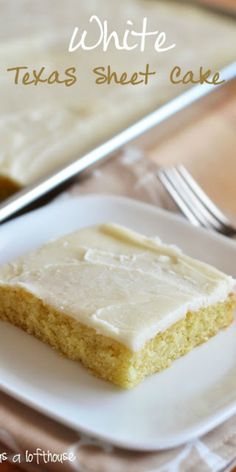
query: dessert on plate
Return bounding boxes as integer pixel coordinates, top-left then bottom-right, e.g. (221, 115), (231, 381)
(0, 223), (235, 388)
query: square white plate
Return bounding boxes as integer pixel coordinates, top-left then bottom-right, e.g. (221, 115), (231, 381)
(0, 194), (236, 451)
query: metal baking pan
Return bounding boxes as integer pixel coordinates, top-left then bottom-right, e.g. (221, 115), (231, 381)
(0, 61), (235, 225)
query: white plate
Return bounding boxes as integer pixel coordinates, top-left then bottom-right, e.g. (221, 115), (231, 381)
(0, 194), (236, 451)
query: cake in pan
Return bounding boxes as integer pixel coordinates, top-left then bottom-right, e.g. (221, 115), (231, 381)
(1, 0), (236, 199)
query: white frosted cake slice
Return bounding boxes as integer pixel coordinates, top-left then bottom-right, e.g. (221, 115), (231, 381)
(0, 223), (235, 388)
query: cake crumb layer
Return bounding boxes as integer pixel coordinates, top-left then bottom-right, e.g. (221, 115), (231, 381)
(0, 286), (234, 388)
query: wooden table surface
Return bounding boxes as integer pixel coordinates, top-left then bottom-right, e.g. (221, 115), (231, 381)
(149, 79), (236, 218)
(201, 0), (236, 11)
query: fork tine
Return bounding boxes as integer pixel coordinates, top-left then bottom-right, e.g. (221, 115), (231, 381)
(158, 169), (206, 228)
(158, 166), (236, 236)
(158, 168), (223, 231)
(177, 165), (231, 228)
(172, 168), (224, 231)
(161, 168), (221, 230)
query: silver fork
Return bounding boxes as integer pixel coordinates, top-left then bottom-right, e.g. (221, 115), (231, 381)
(158, 165), (236, 238)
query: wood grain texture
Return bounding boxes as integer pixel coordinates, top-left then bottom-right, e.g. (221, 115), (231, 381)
(149, 80), (236, 219)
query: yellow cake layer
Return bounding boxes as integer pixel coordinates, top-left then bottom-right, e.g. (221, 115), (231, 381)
(0, 285), (234, 388)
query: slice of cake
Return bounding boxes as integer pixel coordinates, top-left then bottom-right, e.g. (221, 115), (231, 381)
(0, 223), (235, 388)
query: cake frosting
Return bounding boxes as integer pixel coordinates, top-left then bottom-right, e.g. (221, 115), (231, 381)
(1, 0), (236, 188)
(0, 223), (234, 351)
